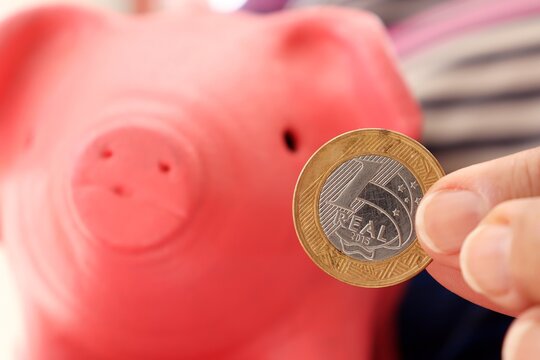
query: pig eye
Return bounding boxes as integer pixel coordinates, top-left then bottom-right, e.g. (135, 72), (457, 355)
(158, 161), (171, 174)
(283, 128), (298, 153)
(100, 148), (113, 159)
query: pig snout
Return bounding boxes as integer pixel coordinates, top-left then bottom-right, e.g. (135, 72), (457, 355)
(70, 123), (200, 251)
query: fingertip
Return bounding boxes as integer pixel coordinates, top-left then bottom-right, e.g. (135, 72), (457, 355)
(415, 189), (488, 255)
(460, 225), (486, 295)
(460, 224), (512, 297)
(465, 198), (540, 308)
(460, 223), (530, 311)
(503, 307), (540, 360)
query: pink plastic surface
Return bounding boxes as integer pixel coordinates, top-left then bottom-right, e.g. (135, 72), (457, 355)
(0, 5), (420, 359)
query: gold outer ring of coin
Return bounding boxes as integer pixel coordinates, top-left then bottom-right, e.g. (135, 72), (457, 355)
(292, 129), (445, 288)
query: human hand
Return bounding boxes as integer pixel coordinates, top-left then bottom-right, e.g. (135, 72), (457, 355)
(416, 148), (540, 360)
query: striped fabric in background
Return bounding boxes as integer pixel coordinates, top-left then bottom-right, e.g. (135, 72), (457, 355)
(392, 0), (540, 172)
(285, 0), (445, 25)
(244, 0), (446, 25)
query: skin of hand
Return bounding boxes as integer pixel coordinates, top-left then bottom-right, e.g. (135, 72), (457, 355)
(415, 147), (540, 360)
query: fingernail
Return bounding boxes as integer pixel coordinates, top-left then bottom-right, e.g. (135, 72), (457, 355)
(461, 224), (512, 296)
(416, 190), (488, 254)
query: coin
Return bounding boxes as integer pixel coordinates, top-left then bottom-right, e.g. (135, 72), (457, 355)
(293, 129), (445, 288)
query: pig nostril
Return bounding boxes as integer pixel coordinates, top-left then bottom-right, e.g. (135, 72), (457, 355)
(111, 185), (129, 197)
(283, 129), (299, 153)
(158, 161), (171, 174)
(100, 149), (113, 159)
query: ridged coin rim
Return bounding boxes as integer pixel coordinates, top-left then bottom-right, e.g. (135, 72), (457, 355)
(292, 129), (445, 288)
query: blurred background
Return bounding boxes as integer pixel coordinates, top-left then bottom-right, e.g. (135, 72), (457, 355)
(3, 0), (538, 358)
(0, 0), (129, 17)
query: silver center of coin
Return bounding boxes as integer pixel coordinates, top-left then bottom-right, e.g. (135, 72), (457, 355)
(318, 155), (423, 261)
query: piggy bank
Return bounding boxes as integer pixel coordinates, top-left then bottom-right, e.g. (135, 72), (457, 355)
(0, 4), (420, 359)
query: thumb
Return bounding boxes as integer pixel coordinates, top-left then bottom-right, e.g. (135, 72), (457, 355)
(415, 147), (540, 314)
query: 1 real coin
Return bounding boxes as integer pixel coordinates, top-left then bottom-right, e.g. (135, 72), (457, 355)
(293, 129), (445, 288)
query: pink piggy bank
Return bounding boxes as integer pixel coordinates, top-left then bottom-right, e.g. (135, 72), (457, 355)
(0, 4), (420, 359)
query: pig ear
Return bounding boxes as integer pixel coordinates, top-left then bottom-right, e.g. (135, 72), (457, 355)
(271, 8), (420, 137)
(0, 5), (105, 169)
